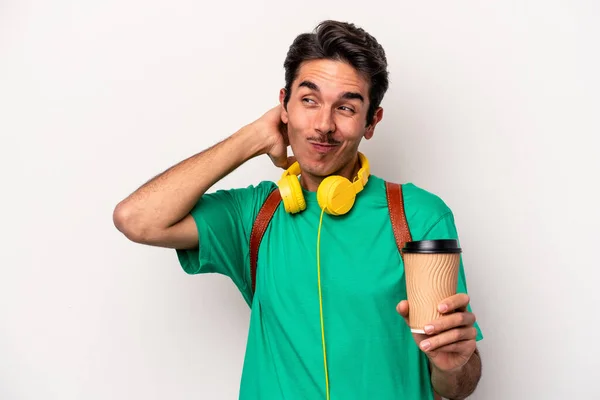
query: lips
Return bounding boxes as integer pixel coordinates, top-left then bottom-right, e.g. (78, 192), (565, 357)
(310, 142), (338, 154)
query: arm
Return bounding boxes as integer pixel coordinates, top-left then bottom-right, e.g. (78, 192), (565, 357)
(431, 348), (482, 400)
(113, 106), (290, 249)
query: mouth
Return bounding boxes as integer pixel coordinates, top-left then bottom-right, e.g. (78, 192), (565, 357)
(309, 141), (339, 154)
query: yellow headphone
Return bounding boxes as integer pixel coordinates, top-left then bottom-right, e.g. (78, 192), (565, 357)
(277, 152), (370, 216)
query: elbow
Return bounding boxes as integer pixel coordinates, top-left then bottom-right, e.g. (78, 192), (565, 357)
(113, 201), (149, 244)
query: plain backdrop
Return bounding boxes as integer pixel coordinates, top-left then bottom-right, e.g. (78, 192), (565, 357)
(1, 1), (599, 399)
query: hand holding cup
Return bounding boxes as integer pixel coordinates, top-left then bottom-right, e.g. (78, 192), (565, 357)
(397, 293), (478, 372)
(396, 239), (478, 372)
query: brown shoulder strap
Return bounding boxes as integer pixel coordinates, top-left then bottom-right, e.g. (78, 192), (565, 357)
(385, 182), (442, 400)
(385, 182), (412, 250)
(249, 189), (282, 294)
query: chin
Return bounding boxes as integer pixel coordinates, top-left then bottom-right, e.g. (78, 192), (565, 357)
(294, 144), (347, 176)
(302, 160), (339, 178)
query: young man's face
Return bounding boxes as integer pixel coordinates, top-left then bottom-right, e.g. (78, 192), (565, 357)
(279, 59), (383, 184)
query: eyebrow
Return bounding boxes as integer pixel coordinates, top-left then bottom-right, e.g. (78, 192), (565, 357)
(298, 80), (364, 103)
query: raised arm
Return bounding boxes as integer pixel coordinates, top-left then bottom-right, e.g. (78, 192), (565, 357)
(112, 106), (291, 249)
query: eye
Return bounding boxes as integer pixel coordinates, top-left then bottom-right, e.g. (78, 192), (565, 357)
(302, 98), (316, 104)
(339, 106), (355, 113)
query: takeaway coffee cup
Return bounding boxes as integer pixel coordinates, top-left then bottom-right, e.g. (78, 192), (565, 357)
(401, 239), (462, 334)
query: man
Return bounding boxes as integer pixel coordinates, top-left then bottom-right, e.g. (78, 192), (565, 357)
(114, 20), (483, 400)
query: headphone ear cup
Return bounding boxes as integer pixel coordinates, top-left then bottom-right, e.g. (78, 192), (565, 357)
(278, 175), (306, 214)
(317, 176), (356, 216)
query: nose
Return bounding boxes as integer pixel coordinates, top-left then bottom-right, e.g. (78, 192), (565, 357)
(314, 107), (336, 136)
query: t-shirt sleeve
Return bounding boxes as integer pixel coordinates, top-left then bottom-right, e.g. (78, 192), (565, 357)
(175, 181), (277, 306)
(421, 212), (484, 341)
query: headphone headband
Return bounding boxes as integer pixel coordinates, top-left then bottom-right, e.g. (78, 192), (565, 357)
(282, 152), (370, 184)
(284, 160), (302, 177)
(356, 152), (370, 187)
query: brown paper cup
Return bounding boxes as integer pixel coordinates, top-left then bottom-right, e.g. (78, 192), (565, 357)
(402, 240), (462, 334)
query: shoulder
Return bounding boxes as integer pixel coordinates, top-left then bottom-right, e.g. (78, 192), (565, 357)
(191, 180), (279, 225)
(204, 180), (278, 202)
(371, 175), (451, 215)
(401, 182), (452, 216)
(399, 182), (455, 240)
(224, 180), (278, 201)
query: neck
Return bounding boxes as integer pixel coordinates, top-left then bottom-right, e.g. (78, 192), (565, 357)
(300, 154), (362, 192)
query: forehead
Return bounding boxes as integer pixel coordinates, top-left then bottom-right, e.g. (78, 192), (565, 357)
(293, 59), (369, 97)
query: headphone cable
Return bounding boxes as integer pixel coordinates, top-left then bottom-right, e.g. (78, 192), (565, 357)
(317, 207), (330, 400)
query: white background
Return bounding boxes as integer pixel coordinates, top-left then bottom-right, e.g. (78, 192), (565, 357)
(1, 1), (599, 399)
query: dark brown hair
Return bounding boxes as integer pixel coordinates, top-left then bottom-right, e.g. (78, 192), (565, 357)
(283, 20), (389, 126)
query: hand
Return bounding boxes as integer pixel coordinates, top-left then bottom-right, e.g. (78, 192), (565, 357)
(396, 294), (478, 372)
(247, 105), (296, 169)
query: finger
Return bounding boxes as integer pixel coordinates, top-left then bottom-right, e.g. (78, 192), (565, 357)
(278, 120), (289, 144)
(428, 339), (476, 355)
(419, 326), (478, 353)
(396, 300), (412, 329)
(438, 293), (470, 314)
(268, 152), (289, 169)
(423, 312), (476, 335)
(396, 300), (409, 318)
(427, 340), (476, 371)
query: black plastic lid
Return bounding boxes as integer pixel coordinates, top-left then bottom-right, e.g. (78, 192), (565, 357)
(402, 239), (462, 254)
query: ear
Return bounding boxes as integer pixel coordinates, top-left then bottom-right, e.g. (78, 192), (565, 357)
(364, 107), (383, 140)
(279, 88), (289, 124)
